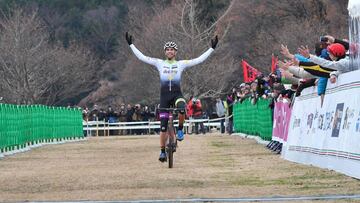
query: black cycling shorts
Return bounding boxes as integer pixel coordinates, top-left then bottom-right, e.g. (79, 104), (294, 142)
(160, 90), (184, 110)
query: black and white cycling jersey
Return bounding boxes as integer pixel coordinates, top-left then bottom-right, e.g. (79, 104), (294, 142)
(129, 44), (214, 93)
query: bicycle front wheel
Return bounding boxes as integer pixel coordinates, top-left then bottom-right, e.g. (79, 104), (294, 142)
(167, 147), (173, 168)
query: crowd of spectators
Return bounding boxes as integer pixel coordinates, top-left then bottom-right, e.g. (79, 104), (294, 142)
(81, 34), (356, 137)
(81, 98), (210, 136)
(218, 34), (354, 135)
(82, 103), (154, 135)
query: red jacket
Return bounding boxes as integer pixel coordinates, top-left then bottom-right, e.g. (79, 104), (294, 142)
(189, 100), (202, 117)
(186, 100), (193, 118)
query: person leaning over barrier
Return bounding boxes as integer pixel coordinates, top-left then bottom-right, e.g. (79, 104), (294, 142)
(298, 43), (348, 84)
(280, 42), (332, 76)
(298, 34), (352, 80)
(280, 42), (331, 97)
(239, 84), (251, 103)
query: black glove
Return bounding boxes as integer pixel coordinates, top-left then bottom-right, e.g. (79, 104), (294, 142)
(125, 32), (133, 45)
(211, 35), (218, 49)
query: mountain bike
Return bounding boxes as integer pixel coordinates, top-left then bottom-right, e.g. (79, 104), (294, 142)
(158, 108), (184, 168)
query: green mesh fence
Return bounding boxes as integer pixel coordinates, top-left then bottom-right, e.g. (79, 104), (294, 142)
(0, 104), (83, 152)
(233, 98), (273, 141)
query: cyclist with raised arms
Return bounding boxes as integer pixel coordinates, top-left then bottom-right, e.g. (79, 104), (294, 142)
(125, 32), (218, 162)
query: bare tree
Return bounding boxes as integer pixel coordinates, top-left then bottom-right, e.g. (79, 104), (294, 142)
(0, 8), (95, 105)
(83, 6), (121, 60)
(224, 0), (348, 72)
(118, 0), (235, 103)
(44, 43), (97, 105)
(88, 0), (348, 106)
(174, 0), (235, 99)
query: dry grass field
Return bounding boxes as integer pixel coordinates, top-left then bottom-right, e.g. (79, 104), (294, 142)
(0, 133), (359, 202)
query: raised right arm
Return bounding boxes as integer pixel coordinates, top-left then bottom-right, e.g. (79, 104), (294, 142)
(126, 32), (159, 66)
(129, 44), (159, 66)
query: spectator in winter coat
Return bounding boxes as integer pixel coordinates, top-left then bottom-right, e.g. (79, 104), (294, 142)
(82, 107), (90, 121)
(186, 97), (194, 134)
(132, 104), (143, 135)
(186, 96), (194, 119)
(298, 43), (350, 82)
(118, 103), (127, 135)
(106, 106), (118, 135)
(189, 98), (205, 134)
(118, 104), (127, 121)
(142, 105), (152, 121)
(226, 92), (235, 134)
(98, 108), (107, 122)
(89, 104), (99, 121)
(298, 35), (351, 79)
(126, 104), (134, 134)
(142, 105), (152, 134)
(216, 98), (226, 133)
(239, 85), (251, 103)
(106, 106), (118, 123)
(250, 81), (259, 105)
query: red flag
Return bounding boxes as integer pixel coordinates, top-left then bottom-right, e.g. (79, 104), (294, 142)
(242, 60), (260, 83)
(271, 54), (278, 73)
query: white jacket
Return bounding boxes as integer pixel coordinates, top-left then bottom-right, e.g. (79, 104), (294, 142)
(309, 55), (351, 74)
(216, 100), (226, 117)
(288, 66), (315, 79)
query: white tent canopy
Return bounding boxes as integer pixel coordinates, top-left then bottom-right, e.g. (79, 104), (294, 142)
(348, 0), (360, 17)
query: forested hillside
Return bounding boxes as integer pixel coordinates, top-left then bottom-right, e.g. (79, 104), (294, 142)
(0, 0), (348, 107)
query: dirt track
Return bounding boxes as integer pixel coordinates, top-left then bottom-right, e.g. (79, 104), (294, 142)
(0, 133), (359, 202)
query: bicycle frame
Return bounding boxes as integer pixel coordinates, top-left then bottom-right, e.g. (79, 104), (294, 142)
(166, 112), (177, 168)
(167, 114), (176, 142)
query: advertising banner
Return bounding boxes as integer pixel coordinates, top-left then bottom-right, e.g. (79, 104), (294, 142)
(272, 101), (292, 143)
(282, 69), (360, 179)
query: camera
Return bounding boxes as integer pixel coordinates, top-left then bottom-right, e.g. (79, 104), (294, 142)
(257, 77), (265, 85)
(320, 36), (328, 42)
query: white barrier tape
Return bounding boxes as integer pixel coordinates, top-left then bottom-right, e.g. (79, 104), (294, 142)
(82, 115), (232, 133)
(83, 115), (232, 126)
(83, 122), (222, 131)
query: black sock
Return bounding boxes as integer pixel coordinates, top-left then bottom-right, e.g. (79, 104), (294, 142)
(161, 148), (165, 153)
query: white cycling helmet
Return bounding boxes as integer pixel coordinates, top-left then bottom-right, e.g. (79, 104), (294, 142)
(164, 41), (178, 50)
